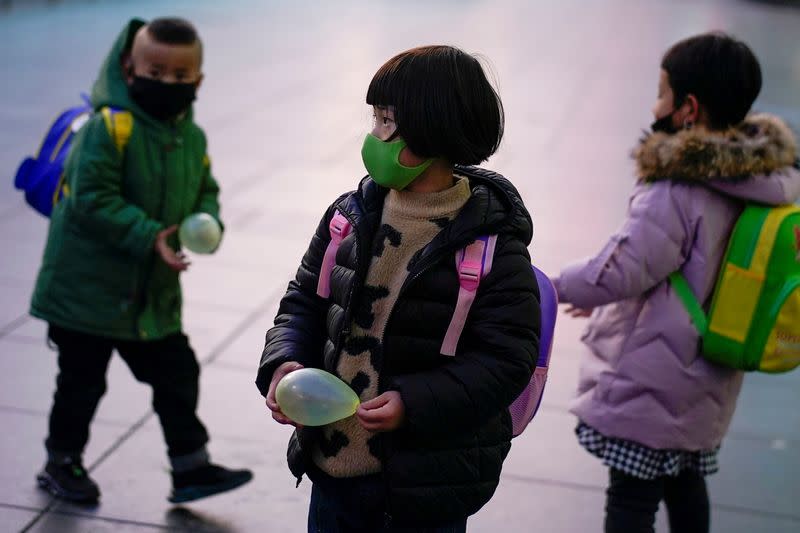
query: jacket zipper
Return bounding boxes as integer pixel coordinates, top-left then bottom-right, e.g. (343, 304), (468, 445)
(376, 244), (453, 524)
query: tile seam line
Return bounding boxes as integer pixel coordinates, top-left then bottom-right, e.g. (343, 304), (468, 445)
(27, 506), (183, 531)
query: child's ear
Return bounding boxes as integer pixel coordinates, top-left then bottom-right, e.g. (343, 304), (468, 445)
(194, 73), (204, 91)
(682, 94), (701, 125)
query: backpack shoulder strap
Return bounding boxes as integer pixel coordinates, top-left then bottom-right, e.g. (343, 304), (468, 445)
(317, 210), (352, 298)
(669, 272), (708, 335)
(441, 235), (498, 356)
(100, 107), (133, 154)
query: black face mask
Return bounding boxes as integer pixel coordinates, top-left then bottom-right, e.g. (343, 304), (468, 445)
(650, 110), (679, 134)
(128, 76), (197, 121)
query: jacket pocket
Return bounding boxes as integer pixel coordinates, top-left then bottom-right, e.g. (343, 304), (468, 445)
(585, 233), (628, 285)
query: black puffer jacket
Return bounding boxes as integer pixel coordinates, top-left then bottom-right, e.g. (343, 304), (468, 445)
(256, 166), (540, 526)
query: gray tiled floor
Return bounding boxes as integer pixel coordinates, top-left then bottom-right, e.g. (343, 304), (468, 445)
(1, 0), (799, 531)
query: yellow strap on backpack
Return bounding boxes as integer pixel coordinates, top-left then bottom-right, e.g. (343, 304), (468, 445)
(58, 107), (132, 201)
(100, 107), (133, 154)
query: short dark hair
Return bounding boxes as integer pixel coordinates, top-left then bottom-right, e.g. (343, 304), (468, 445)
(366, 45), (504, 165)
(662, 33), (761, 130)
(147, 17), (202, 55)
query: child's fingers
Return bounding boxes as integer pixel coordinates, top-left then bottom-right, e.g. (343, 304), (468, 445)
(272, 411), (295, 426)
(357, 403), (392, 423)
(157, 246), (190, 272)
(167, 257), (189, 272)
(265, 395), (280, 412)
(271, 409), (303, 429)
(356, 410), (387, 430)
(359, 394), (391, 410)
(162, 225), (179, 236)
(266, 361), (305, 411)
(564, 305), (591, 318)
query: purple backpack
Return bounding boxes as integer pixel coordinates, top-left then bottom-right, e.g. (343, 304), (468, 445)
(318, 212), (557, 437)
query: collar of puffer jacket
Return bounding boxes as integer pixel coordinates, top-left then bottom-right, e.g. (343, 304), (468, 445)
(634, 113), (797, 183)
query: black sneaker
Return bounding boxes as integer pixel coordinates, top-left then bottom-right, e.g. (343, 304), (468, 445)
(36, 459), (100, 504)
(168, 463), (253, 504)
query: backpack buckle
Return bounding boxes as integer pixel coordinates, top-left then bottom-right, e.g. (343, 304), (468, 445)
(458, 262), (482, 292)
(329, 213), (351, 244)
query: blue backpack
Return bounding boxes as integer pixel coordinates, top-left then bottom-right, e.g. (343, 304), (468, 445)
(14, 94), (132, 217)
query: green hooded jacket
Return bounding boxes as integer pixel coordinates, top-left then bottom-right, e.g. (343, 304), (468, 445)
(31, 18), (222, 341)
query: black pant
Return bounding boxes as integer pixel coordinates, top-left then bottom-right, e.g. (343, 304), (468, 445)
(46, 325), (209, 459)
(605, 468), (710, 533)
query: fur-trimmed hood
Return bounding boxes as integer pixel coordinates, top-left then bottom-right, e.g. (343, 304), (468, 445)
(635, 113), (797, 183)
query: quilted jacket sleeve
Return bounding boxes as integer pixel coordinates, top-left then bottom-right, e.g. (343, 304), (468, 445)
(554, 182), (691, 309)
(66, 114), (162, 260)
(389, 235), (540, 437)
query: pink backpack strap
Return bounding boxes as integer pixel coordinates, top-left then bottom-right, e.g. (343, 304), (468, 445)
(317, 210), (352, 298)
(440, 235), (498, 356)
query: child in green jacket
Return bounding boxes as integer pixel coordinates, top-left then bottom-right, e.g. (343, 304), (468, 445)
(31, 17), (252, 505)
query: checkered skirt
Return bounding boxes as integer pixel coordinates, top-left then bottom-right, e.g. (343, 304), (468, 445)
(576, 422), (719, 480)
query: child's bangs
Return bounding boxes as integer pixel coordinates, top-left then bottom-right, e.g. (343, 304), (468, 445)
(366, 60), (405, 109)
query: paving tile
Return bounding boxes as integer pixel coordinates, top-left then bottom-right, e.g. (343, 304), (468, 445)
(709, 433), (800, 518)
(728, 372), (800, 442)
(0, 506), (41, 532)
(195, 364), (280, 444)
(206, 300), (280, 370)
(470, 476), (605, 532)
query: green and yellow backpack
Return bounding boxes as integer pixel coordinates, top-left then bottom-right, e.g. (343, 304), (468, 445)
(671, 204), (800, 373)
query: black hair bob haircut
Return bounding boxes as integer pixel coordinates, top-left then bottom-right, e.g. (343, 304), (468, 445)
(662, 32), (762, 130)
(366, 45), (504, 165)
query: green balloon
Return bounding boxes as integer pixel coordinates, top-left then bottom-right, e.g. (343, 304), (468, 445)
(276, 368), (360, 426)
(179, 213), (221, 254)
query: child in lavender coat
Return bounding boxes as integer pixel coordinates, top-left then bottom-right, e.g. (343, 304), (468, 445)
(554, 33), (800, 533)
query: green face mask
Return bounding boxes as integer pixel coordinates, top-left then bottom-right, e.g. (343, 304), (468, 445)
(361, 133), (434, 190)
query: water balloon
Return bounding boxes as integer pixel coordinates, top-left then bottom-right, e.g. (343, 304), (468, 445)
(179, 213), (221, 254)
(276, 368), (360, 426)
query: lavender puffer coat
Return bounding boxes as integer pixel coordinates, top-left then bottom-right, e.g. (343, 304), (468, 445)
(555, 114), (800, 450)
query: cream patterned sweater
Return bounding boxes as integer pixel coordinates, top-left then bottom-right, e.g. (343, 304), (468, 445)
(312, 176), (471, 477)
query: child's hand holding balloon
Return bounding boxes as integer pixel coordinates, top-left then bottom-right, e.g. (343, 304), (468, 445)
(357, 391), (405, 432)
(266, 361), (305, 426)
(155, 225), (190, 272)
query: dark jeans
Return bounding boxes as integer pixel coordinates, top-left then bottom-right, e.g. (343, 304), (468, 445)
(308, 478), (467, 533)
(46, 325), (209, 459)
(605, 468), (710, 533)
